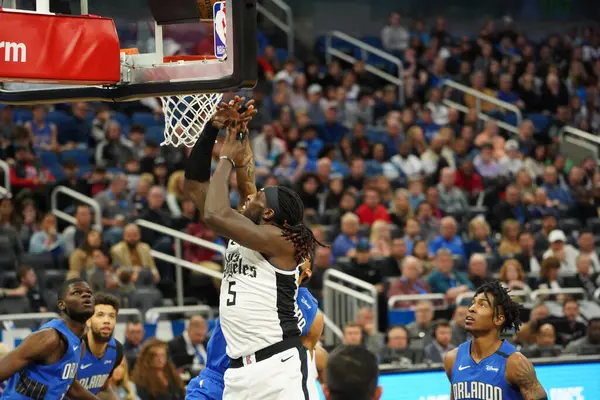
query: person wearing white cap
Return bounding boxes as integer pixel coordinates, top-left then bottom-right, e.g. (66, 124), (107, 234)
(498, 139), (524, 177)
(307, 84), (326, 123)
(542, 229), (578, 275)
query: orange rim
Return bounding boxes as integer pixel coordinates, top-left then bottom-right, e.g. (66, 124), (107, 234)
(163, 55), (218, 63)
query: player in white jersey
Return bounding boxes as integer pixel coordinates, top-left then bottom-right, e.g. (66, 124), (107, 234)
(183, 97), (324, 399)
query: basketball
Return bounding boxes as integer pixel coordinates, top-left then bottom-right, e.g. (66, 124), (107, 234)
(197, 0), (220, 21)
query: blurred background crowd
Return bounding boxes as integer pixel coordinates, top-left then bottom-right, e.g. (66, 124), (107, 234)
(2, 1), (600, 395)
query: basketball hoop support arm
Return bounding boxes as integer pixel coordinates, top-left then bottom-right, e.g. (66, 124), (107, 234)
(35, 0), (49, 12)
(35, 0), (88, 14)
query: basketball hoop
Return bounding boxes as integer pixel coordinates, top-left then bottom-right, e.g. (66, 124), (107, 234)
(160, 56), (224, 148)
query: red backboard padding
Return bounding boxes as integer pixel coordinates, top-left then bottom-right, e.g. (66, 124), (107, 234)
(0, 9), (120, 85)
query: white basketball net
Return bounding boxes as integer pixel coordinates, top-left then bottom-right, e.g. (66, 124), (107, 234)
(160, 93), (224, 147)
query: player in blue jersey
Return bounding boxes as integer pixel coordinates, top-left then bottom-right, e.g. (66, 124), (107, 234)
(77, 293), (124, 398)
(444, 281), (547, 400)
(0, 278), (101, 400)
(185, 266), (326, 400)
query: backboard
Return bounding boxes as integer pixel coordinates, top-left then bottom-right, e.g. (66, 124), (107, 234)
(0, 0), (257, 105)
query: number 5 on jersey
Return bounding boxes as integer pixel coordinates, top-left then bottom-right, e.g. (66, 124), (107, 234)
(227, 281), (237, 306)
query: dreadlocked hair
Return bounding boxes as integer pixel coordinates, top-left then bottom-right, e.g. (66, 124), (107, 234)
(475, 280), (522, 333)
(272, 186), (328, 264)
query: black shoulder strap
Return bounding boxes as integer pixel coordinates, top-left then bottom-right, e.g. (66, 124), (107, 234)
(495, 350), (511, 358)
(110, 339), (124, 377)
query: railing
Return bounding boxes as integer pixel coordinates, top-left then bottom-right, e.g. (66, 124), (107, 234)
(388, 294), (446, 310)
(530, 288), (588, 302)
(135, 219), (226, 308)
(46, 185), (344, 337)
(117, 308), (144, 322)
(559, 125), (600, 165)
(321, 309), (344, 342)
(145, 305), (214, 322)
(0, 312), (59, 322)
(256, 0), (294, 56)
(441, 80), (522, 134)
(50, 185), (102, 228)
(325, 30), (404, 104)
(456, 290), (529, 306)
(0, 159), (10, 193)
(323, 268), (378, 346)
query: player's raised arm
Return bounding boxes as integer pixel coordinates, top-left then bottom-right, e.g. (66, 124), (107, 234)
(183, 97), (248, 220)
(443, 348), (458, 400)
(506, 353), (547, 400)
(204, 122), (294, 259)
(233, 126), (257, 210)
(0, 328), (61, 381)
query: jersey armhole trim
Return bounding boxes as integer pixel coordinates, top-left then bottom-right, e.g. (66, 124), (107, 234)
(495, 350), (510, 358)
(110, 340), (124, 377)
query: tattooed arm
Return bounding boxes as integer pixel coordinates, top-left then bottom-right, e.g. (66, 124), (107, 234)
(506, 353), (548, 400)
(234, 128), (257, 211)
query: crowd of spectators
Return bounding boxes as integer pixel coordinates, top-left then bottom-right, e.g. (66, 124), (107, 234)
(2, 11), (600, 373)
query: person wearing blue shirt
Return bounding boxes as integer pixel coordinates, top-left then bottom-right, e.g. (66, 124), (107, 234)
(419, 108), (441, 142)
(542, 165), (573, 206)
(496, 74), (523, 107)
(428, 217), (466, 259)
(319, 107), (349, 144)
(76, 293), (123, 397)
(445, 281), (547, 400)
(330, 212), (361, 261)
(0, 278), (100, 400)
(427, 249), (474, 298)
(300, 125), (324, 161)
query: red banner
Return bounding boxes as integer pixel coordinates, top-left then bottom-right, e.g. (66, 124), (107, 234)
(0, 9), (120, 84)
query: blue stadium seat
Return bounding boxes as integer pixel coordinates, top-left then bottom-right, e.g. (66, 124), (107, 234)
(528, 113), (550, 131)
(46, 111), (72, 126)
(316, 35), (356, 55)
(77, 166), (91, 177)
(146, 126), (165, 144)
(360, 35), (383, 49)
(388, 310), (416, 326)
(256, 31), (270, 54)
(502, 113), (518, 127)
(366, 128), (386, 143)
(355, 47), (396, 71)
(61, 149), (90, 167)
(274, 48), (289, 62)
(132, 112), (160, 128)
(14, 109), (33, 124)
(49, 165), (65, 181)
(112, 112), (130, 128)
(120, 124), (131, 137)
(38, 151), (60, 169)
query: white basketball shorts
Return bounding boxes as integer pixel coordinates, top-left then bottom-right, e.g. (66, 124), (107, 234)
(223, 343), (317, 400)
